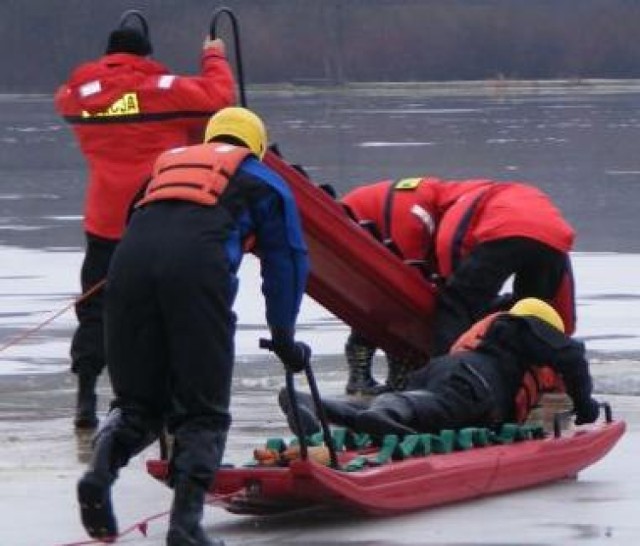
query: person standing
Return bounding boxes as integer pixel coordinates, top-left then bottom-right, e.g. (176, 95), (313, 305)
(55, 21), (236, 428)
(76, 107), (310, 546)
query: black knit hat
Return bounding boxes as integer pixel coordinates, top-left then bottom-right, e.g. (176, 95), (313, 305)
(105, 28), (153, 56)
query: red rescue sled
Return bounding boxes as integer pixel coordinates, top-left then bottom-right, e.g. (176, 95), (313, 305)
(146, 152), (625, 515)
(263, 150), (437, 359)
(147, 419), (624, 516)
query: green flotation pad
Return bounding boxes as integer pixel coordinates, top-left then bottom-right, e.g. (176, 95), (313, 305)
(257, 423), (545, 471)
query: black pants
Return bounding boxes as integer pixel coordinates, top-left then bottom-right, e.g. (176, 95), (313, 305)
(402, 354), (502, 432)
(70, 233), (118, 376)
(300, 354), (501, 437)
(432, 237), (574, 355)
(105, 203), (236, 486)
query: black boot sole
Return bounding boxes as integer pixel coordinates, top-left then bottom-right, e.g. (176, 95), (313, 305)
(77, 474), (118, 542)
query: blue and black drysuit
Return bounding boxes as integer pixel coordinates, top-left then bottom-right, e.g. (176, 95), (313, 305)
(97, 154), (309, 492)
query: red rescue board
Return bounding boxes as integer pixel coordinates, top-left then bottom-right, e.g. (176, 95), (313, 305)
(147, 420), (624, 516)
(264, 150), (437, 358)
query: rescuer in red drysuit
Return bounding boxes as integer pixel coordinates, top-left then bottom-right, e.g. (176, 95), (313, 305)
(339, 176), (576, 395)
(55, 22), (236, 429)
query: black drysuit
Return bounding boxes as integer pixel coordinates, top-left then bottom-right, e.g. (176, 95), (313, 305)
(282, 315), (599, 437)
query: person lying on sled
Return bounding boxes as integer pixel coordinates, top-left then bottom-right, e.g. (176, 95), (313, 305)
(279, 298), (600, 438)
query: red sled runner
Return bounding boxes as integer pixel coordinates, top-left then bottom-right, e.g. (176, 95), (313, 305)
(147, 9), (624, 519)
(147, 409), (624, 516)
(146, 153), (624, 517)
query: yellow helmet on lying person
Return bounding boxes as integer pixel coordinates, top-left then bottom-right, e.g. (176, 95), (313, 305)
(509, 298), (565, 333)
(204, 107), (268, 159)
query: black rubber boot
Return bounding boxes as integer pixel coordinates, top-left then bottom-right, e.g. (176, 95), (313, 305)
(279, 389), (370, 433)
(166, 479), (225, 546)
(319, 396), (368, 430)
(344, 333), (387, 396)
(166, 427), (228, 546)
(77, 412), (121, 541)
(77, 409), (158, 542)
(77, 473), (117, 542)
(74, 372), (99, 429)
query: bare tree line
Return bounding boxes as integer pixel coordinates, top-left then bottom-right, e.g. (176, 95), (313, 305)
(2, 0), (640, 92)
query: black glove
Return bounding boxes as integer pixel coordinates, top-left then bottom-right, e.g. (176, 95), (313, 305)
(574, 398), (600, 425)
(270, 328), (311, 373)
(274, 340), (311, 373)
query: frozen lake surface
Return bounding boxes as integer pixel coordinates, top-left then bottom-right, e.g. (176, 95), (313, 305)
(0, 247), (639, 381)
(0, 83), (638, 545)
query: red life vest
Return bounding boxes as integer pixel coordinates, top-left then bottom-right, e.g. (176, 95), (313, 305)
(137, 143), (250, 207)
(450, 312), (565, 423)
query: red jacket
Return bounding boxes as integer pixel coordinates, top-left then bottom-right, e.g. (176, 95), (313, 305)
(55, 49), (236, 239)
(341, 177), (495, 262)
(343, 178), (576, 334)
(434, 182), (575, 276)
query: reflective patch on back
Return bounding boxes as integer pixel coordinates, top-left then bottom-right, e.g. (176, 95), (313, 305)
(213, 144), (236, 154)
(79, 80), (101, 97)
(157, 75), (176, 89)
(410, 204), (435, 234)
(394, 177), (422, 190)
(81, 92), (140, 118)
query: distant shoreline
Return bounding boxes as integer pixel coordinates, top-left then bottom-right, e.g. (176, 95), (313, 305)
(5, 78), (640, 99)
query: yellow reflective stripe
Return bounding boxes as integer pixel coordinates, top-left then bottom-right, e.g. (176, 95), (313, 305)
(81, 92), (140, 118)
(394, 177), (422, 190)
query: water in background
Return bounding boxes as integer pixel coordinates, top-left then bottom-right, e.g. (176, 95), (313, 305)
(0, 82), (639, 379)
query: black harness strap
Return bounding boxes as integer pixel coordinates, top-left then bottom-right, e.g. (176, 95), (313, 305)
(450, 189), (490, 271)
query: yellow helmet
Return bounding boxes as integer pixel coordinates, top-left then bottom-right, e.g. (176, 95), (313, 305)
(509, 298), (565, 333)
(204, 107), (267, 159)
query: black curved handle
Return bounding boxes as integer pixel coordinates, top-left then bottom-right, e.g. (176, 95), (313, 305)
(260, 337), (339, 469)
(210, 7), (247, 107)
(118, 9), (150, 39)
(600, 401), (613, 423)
(553, 400), (614, 438)
(552, 409), (575, 438)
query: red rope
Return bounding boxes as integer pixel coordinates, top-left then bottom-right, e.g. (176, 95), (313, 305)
(54, 509), (168, 546)
(0, 279), (106, 354)
(54, 491), (241, 546)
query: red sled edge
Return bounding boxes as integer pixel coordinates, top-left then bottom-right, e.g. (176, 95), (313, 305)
(147, 420), (625, 516)
(264, 150), (437, 359)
